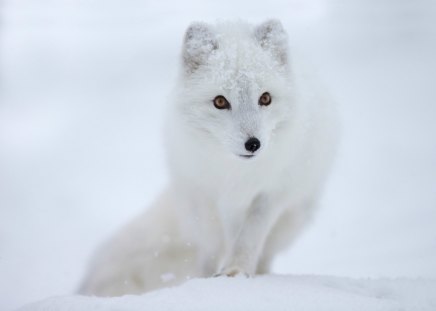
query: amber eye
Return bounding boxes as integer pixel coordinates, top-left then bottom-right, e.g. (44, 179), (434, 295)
(213, 95), (231, 110)
(259, 92), (272, 106)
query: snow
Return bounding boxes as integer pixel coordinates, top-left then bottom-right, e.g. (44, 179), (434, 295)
(18, 275), (436, 311)
(1, 0), (436, 310)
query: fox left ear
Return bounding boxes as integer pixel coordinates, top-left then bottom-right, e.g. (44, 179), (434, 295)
(254, 19), (289, 66)
(182, 22), (218, 74)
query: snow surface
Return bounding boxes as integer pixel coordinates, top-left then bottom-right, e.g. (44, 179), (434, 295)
(18, 275), (436, 311)
(1, 0), (436, 310)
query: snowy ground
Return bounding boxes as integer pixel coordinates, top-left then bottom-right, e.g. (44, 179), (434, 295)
(1, 0), (436, 310)
(18, 275), (436, 311)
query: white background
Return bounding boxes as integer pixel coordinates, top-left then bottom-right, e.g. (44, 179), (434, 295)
(1, 0), (435, 309)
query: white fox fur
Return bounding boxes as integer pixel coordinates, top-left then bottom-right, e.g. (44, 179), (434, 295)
(80, 19), (337, 296)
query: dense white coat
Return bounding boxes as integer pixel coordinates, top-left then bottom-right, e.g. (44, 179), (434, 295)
(80, 20), (337, 296)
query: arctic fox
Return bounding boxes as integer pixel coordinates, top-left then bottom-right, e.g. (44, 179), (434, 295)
(80, 19), (337, 296)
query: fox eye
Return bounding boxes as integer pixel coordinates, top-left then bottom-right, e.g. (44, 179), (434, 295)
(259, 92), (271, 106)
(213, 95), (231, 110)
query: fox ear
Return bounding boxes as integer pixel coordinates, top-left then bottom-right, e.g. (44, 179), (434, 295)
(183, 22), (218, 74)
(254, 19), (288, 66)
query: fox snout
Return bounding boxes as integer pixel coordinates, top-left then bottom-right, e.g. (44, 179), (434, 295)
(245, 137), (261, 153)
(239, 137), (261, 159)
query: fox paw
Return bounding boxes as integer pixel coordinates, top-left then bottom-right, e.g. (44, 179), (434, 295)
(213, 267), (251, 278)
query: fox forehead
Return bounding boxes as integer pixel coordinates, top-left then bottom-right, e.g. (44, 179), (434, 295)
(208, 44), (278, 88)
(201, 53), (278, 108)
(182, 20), (290, 107)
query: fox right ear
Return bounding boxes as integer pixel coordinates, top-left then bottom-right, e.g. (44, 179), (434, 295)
(182, 22), (218, 74)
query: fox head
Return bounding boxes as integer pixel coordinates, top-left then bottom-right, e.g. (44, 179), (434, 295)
(176, 20), (294, 160)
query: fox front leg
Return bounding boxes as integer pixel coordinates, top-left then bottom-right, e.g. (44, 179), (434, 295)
(217, 195), (282, 277)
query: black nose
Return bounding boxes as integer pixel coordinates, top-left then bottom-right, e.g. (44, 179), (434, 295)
(245, 137), (261, 153)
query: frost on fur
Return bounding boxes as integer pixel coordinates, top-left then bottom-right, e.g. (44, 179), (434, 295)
(183, 22), (218, 74)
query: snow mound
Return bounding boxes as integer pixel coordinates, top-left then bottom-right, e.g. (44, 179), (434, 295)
(18, 275), (436, 311)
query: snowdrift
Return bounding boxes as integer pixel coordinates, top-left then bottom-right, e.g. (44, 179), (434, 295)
(18, 275), (436, 311)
